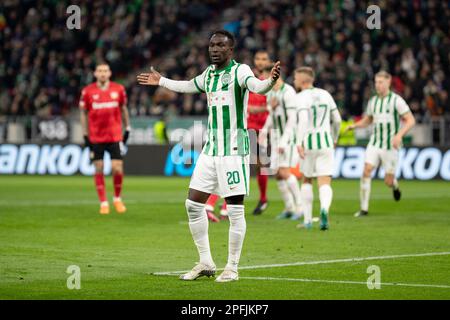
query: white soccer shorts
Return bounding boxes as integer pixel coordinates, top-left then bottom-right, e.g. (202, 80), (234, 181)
(364, 145), (399, 175)
(301, 148), (334, 178)
(270, 144), (299, 171)
(189, 153), (250, 198)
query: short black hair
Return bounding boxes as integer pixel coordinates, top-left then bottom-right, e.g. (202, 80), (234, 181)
(254, 49), (274, 62)
(211, 30), (235, 48)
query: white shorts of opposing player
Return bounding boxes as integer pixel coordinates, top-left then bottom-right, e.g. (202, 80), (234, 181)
(182, 153), (249, 282)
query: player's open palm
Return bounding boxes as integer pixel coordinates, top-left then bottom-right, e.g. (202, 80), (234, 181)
(137, 67), (161, 86)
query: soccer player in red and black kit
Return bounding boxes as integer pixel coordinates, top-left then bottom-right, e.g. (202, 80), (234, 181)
(248, 50), (271, 215)
(79, 62), (130, 215)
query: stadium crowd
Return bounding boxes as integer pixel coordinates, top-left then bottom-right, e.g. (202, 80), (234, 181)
(1, 0), (449, 121)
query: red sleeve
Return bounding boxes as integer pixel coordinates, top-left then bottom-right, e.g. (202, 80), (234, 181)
(120, 86), (127, 107)
(79, 88), (90, 110)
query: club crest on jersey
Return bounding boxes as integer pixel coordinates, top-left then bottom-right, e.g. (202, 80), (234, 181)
(93, 94), (99, 100)
(221, 73), (231, 85)
(110, 91), (119, 99)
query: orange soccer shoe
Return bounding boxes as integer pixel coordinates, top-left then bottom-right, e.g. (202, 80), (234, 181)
(99, 202), (110, 215)
(113, 199), (127, 214)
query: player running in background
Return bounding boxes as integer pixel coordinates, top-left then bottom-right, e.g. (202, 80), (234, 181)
(347, 71), (416, 217)
(247, 50), (272, 215)
(293, 67), (342, 230)
(205, 194), (228, 222)
(137, 30), (280, 282)
(79, 62), (130, 215)
(259, 68), (303, 220)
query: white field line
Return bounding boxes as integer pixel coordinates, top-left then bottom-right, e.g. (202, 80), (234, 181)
(153, 251), (450, 276)
(239, 276), (450, 289)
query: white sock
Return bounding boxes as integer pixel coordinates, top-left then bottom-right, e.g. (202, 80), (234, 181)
(319, 184), (333, 213)
(301, 183), (313, 224)
(393, 179), (399, 189)
(226, 204), (246, 272)
(185, 199), (214, 267)
(277, 180), (295, 212)
(286, 174), (302, 210)
(360, 177), (371, 212)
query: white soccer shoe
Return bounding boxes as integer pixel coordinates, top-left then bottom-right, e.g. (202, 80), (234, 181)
(179, 263), (216, 281)
(215, 269), (239, 283)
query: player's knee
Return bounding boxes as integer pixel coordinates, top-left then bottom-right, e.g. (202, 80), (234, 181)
(384, 176), (393, 187)
(185, 199), (204, 219)
(363, 167), (372, 178)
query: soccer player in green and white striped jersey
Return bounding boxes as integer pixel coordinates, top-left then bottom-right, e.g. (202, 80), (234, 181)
(137, 30), (281, 282)
(292, 67), (342, 230)
(259, 72), (303, 221)
(347, 71), (416, 217)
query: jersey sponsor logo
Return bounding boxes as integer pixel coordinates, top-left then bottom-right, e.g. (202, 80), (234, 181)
(92, 101), (119, 110)
(110, 91), (119, 99)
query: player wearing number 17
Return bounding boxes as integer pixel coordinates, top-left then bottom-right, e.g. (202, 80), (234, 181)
(292, 67), (342, 230)
(137, 30), (280, 282)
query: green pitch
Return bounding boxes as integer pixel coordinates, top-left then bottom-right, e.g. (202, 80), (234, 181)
(0, 176), (449, 299)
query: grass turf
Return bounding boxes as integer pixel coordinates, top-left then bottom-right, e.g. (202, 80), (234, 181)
(0, 176), (449, 299)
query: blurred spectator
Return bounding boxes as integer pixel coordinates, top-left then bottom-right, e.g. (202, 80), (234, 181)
(1, 0), (449, 122)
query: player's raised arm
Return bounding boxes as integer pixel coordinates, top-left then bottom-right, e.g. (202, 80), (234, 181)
(137, 66), (202, 94)
(239, 61), (280, 94)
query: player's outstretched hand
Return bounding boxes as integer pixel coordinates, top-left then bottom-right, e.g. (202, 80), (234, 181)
(137, 66), (161, 86)
(270, 61), (281, 82)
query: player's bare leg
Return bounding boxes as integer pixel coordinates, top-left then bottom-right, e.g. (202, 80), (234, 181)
(94, 160), (109, 214)
(385, 173), (401, 201)
(355, 162), (374, 217)
(111, 160), (126, 213)
(180, 188), (216, 280)
(216, 194), (245, 282)
(317, 176), (332, 231)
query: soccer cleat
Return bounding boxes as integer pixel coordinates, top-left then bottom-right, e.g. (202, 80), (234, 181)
(179, 263), (216, 281)
(354, 210), (369, 217)
(393, 188), (401, 201)
(206, 209), (220, 223)
(99, 203), (110, 215)
(290, 212), (303, 221)
(320, 209), (329, 231)
(252, 200), (268, 215)
(113, 200), (126, 214)
(215, 269), (239, 283)
(276, 211), (293, 220)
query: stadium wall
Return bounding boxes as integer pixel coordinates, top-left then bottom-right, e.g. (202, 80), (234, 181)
(0, 144), (449, 181)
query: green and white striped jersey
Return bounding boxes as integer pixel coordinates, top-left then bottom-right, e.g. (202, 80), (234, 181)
(366, 91), (411, 150)
(192, 60), (256, 156)
(265, 83), (297, 144)
(296, 87), (340, 150)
